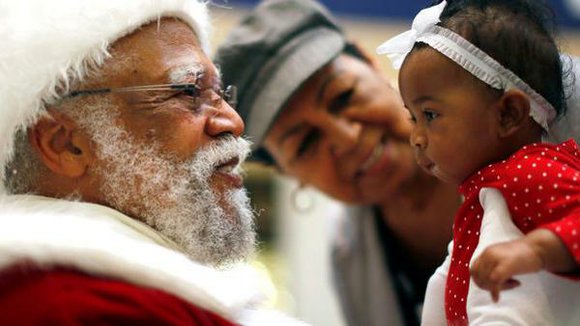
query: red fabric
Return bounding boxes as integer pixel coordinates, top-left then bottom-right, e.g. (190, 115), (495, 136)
(0, 263), (238, 326)
(445, 139), (580, 325)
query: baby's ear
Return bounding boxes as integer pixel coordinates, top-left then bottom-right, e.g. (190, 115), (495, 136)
(497, 89), (531, 138)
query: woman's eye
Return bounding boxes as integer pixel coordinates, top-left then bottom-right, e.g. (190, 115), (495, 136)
(423, 110), (439, 122)
(329, 89), (354, 114)
(296, 130), (320, 157)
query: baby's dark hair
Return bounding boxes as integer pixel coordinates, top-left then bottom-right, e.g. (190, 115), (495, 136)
(431, 0), (567, 117)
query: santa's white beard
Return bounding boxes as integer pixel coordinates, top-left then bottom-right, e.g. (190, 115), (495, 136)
(77, 108), (255, 267)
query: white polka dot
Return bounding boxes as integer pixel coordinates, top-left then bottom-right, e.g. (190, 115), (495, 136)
(476, 214), (481, 219)
(558, 173), (562, 178)
(551, 196), (556, 201)
(554, 157), (559, 161)
(514, 177), (519, 182)
(573, 229), (577, 236)
(532, 163), (537, 168)
(557, 147), (561, 151)
(467, 230), (471, 234)
(517, 164), (522, 169)
(512, 193), (517, 197)
(515, 206), (519, 211)
(525, 188), (529, 193)
(549, 209), (553, 214)
(525, 203), (529, 207)
(497, 175), (501, 180)
(537, 212), (542, 217)
(566, 195), (571, 200)
(574, 243), (578, 250)
(527, 174), (532, 179)
(554, 183), (559, 189)
(481, 177), (484, 181)
(548, 163), (553, 168)
(503, 184), (508, 188)
(541, 152), (546, 156)
(536, 199), (541, 204)
(556, 226), (562, 232)
(476, 231), (480, 236)
(543, 172), (547, 177)
(525, 155), (529, 159)
(538, 185), (543, 190)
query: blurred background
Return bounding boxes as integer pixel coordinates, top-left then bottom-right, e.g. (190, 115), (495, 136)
(209, 1), (580, 325)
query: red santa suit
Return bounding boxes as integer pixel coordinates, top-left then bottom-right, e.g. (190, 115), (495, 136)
(0, 195), (305, 326)
(422, 139), (580, 326)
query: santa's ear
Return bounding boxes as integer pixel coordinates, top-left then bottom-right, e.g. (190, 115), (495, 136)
(29, 110), (93, 177)
(496, 89), (531, 138)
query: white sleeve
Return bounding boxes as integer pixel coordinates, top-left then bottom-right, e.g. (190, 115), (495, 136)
(467, 187), (580, 326)
(420, 241), (453, 326)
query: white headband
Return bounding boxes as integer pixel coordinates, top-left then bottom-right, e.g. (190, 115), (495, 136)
(376, 0), (556, 131)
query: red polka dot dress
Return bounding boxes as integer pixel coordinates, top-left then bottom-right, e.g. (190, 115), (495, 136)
(445, 139), (580, 325)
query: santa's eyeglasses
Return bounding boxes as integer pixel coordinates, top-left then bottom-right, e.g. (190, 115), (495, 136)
(65, 83), (237, 109)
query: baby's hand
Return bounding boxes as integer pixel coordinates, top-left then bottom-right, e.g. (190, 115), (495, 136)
(470, 239), (544, 302)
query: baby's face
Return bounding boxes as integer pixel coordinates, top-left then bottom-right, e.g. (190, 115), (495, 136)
(399, 47), (504, 185)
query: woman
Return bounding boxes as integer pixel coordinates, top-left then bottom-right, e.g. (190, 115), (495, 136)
(215, 0), (580, 325)
(216, 1), (457, 325)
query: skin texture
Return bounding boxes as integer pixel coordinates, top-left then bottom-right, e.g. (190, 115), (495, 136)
(400, 47), (577, 301)
(29, 18), (245, 221)
(264, 52), (459, 272)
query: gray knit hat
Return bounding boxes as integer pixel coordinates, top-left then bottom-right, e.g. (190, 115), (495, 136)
(215, 0), (363, 164)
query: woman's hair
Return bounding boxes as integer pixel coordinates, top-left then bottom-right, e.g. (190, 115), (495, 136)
(425, 0), (568, 117)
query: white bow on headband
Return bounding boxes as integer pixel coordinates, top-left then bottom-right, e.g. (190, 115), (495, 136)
(376, 1), (447, 69)
(375, 0), (556, 130)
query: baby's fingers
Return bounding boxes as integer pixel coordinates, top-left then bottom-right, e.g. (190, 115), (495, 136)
(490, 278), (520, 302)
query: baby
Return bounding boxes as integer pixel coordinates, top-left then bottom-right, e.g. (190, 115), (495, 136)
(378, 0), (580, 324)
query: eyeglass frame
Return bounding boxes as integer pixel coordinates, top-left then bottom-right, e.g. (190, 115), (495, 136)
(64, 83), (238, 110)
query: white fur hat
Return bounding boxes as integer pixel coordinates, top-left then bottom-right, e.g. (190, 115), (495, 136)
(0, 0), (210, 194)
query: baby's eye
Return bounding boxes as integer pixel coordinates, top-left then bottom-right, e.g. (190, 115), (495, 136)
(423, 110), (439, 122)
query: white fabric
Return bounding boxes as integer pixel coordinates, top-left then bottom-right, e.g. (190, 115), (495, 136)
(468, 188), (580, 325)
(0, 194), (307, 326)
(420, 188), (580, 325)
(0, 0), (210, 195)
(375, 0), (446, 69)
(376, 0), (556, 131)
(420, 241), (452, 326)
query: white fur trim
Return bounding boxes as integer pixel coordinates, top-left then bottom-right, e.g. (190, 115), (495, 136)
(0, 0), (210, 195)
(0, 195), (307, 325)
